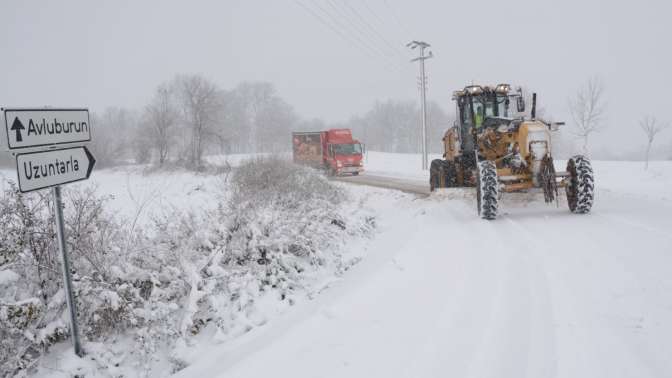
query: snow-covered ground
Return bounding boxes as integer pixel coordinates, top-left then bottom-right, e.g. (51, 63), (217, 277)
(176, 153), (672, 378)
(363, 151), (441, 181)
(2, 153), (671, 377)
(1, 154), (257, 225)
(364, 151), (672, 200)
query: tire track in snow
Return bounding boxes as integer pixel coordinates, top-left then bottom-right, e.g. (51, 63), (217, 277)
(502, 212), (662, 377)
(400, 202), (507, 378)
(592, 212), (672, 241)
(401, 201), (555, 378)
(457, 216), (557, 378)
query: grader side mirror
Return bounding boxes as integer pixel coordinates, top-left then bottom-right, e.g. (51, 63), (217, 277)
(550, 122), (565, 131)
(516, 96), (525, 113)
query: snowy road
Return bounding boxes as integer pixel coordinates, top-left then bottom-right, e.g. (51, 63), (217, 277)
(334, 173), (430, 196)
(179, 161), (672, 378)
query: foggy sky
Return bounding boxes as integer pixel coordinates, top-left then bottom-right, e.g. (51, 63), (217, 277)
(2, 0), (671, 156)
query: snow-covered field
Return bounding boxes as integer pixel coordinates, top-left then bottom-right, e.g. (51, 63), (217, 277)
(177, 153), (672, 378)
(2, 152), (671, 377)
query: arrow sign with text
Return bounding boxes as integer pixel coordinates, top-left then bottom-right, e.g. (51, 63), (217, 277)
(3, 108), (91, 150)
(15, 146), (96, 192)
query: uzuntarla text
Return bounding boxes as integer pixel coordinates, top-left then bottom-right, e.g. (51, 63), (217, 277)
(23, 156), (80, 180)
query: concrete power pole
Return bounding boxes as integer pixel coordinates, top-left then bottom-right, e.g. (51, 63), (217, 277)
(407, 41), (433, 170)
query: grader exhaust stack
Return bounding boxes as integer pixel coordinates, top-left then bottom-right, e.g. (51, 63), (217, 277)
(430, 84), (595, 220)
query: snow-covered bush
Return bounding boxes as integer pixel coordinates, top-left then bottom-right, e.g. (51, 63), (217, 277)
(202, 157), (373, 339)
(147, 156), (374, 348)
(227, 156), (346, 263)
(1, 182), (62, 375)
(0, 157), (374, 377)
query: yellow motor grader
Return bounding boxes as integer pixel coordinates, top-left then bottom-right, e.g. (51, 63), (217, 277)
(430, 84), (594, 220)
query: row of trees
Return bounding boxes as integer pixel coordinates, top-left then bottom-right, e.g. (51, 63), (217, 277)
(88, 75), (454, 169)
(338, 100), (452, 154)
(72, 74), (672, 170)
(91, 75), (298, 169)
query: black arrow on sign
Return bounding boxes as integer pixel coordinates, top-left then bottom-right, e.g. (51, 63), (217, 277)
(10, 117), (25, 142)
(84, 146), (96, 178)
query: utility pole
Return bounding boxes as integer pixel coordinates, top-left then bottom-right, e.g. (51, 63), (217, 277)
(407, 40), (433, 170)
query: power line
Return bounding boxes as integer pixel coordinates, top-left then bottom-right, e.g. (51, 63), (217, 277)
(294, 1), (400, 74)
(332, 0), (396, 60)
(383, 0), (414, 38)
(339, 1), (408, 61)
(361, 0), (398, 39)
(322, 0), (404, 71)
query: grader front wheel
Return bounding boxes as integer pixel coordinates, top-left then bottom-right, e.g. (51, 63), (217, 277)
(476, 160), (499, 220)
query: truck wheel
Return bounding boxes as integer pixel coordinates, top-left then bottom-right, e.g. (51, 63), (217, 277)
(352, 172), (359, 176)
(476, 160), (499, 220)
(566, 155), (594, 213)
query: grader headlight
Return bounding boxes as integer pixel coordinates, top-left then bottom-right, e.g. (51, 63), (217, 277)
(495, 83), (511, 94)
(465, 85), (483, 95)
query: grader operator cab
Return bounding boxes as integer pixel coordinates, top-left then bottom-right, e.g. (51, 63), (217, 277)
(430, 84), (594, 220)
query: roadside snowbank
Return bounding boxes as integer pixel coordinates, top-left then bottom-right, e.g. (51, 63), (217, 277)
(1, 158), (375, 377)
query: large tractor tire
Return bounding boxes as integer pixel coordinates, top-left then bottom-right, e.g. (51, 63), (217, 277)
(566, 155), (594, 213)
(430, 159), (457, 191)
(430, 159), (443, 191)
(476, 160), (499, 220)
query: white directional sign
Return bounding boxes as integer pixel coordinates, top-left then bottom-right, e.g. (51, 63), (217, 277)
(15, 146), (96, 192)
(3, 108), (91, 150)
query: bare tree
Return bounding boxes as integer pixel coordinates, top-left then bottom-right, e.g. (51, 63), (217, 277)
(90, 107), (138, 167)
(569, 77), (606, 155)
(173, 74), (222, 168)
(640, 115), (668, 169)
(233, 82), (275, 153)
(143, 84), (178, 165)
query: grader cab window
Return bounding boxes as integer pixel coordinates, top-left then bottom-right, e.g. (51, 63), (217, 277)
(463, 95), (510, 129)
(477, 95), (510, 120)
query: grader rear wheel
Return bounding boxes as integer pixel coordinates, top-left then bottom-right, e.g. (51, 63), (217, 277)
(566, 155), (594, 213)
(430, 159), (443, 191)
(430, 159), (457, 191)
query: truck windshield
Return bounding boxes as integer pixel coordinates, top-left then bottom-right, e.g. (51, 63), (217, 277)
(333, 144), (362, 155)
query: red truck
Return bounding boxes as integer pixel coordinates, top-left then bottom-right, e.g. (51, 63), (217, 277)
(292, 128), (364, 175)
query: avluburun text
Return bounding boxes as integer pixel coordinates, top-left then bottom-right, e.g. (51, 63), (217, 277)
(27, 118), (89, 136)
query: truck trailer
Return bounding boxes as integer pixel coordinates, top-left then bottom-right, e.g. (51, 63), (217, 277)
(292, 128), (364, 175)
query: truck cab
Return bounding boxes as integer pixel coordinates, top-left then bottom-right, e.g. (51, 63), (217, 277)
(323, 129), (364, 175)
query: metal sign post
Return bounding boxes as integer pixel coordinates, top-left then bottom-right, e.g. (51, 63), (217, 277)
(53, 185), (83, 356)
(2, 107), (94, 357)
